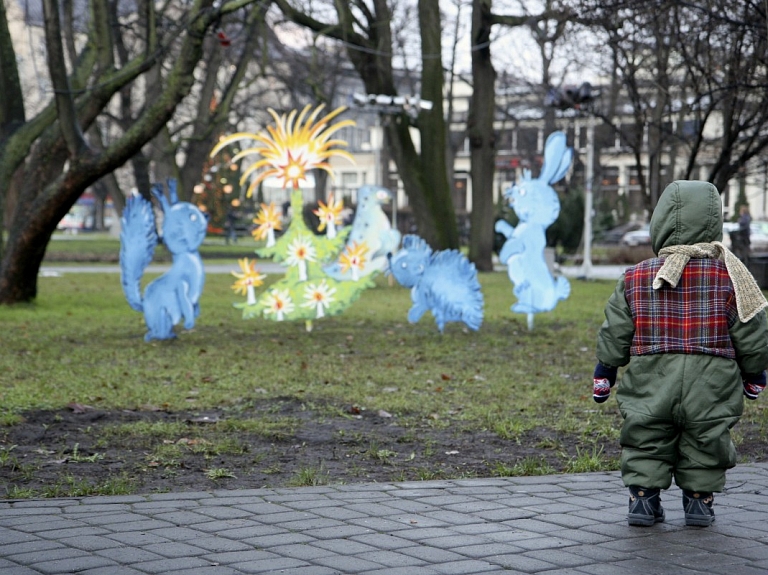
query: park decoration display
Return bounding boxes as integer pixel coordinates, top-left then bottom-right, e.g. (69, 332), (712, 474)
(388, 234), (484, 333)
(323, 185), (401, 281)
(494, 131), (573, 330)
(120, 179), (207, 341)
(210, 104), (387, 331)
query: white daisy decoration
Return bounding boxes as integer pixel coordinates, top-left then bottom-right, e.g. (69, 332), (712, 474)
(301, 280), (337, 319)
(285, 235), (317, 281)
(263, 289), (295, 321)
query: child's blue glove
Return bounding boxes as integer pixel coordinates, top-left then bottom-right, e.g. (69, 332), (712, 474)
(743, 371), (767, 400)
(593, 363), (618, 403)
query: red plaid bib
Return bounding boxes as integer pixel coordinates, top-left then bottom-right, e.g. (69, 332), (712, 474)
(624, 258), (738, 358)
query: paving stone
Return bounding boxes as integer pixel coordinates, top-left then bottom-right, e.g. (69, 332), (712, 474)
(199, 549), (279, 564)
(228, 557), (309, 573)
(162, 568), (240, 575)
(95, 546), (167, 564)
(522, 548), (596, 567)
(131, 556), (215, 573)
(240, 532), (315, 547)
(430, 559), (502, 574)
(360, 549), (429, 568)
(58, 534), (123, 551)
(314, 553), (386, 572)
(266, 543), (337, 560)
(490, 553), (558, 572)
(449, 542), (527, 558)
(0, 539), (64, 556)
(185, 536), (254, 553)
(32, 555), (116, 574)
(144, 541), (208, 558)
(349, 532), (418, 550)
(215, 524), (289, 540)
(78, 567), (148, 575)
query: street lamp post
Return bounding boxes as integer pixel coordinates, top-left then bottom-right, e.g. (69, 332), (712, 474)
(582, 115), (595, 279)
(545, 82), (598, 280)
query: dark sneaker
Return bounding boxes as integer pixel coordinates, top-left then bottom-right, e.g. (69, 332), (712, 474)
(627, 486), (665, 526)
(683, 490), (715, 527)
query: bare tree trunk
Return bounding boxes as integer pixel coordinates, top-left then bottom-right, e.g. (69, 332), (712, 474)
(467, 0), (496, 271)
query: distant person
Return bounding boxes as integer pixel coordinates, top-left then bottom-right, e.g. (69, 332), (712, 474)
(225, 202), (240, 245)
(735, 204), (752, 262)
(593, 181), (768, 527)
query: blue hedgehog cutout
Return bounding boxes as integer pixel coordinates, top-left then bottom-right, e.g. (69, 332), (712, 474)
(120, 179), (208, 341)
(324, 185), (401, 280)
(387, 235), (484, 332)
(495, 131), (572, 321)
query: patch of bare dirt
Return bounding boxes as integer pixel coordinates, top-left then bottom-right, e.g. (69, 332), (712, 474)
(2, 398), (767, 497)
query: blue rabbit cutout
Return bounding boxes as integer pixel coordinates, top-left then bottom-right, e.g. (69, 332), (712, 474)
(495, 131), (572, 314)
(120, 180), (208, 341)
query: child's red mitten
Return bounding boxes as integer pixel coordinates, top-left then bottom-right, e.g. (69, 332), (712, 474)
(593, 363), (618, 403)
(743, 371), (767, 400)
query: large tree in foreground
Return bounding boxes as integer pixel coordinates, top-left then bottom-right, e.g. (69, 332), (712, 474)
(0, 0), (263, 304)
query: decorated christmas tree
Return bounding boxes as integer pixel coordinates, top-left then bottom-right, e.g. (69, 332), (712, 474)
(210, 104), (378, 330)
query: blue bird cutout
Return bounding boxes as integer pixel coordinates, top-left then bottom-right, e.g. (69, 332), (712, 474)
(120, 180), (208, 341)
(323, 185), (401, 280)
(495, 131), (572, 322)
(387, 235), (484, 332)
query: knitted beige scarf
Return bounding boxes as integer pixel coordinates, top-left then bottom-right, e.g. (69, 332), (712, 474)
(653, 242), (768, 322)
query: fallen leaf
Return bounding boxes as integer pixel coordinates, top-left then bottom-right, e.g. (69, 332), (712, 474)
(441, 373), (452, 381)
(377, 410), (393, 418)
(189, 415), (219, 424)
(67, 403), (94, 413)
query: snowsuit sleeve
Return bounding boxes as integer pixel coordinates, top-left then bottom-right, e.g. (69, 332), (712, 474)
(729, 310), (768, 376)
(596, 275), (634, 368)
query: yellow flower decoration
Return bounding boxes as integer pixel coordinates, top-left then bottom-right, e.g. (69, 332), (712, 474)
(231, 258), (266, 293)
(314, 193), (344, 233)
(231, 258), (266, 305)
(252, 202), (283, 246)
(338, 241), (369, 281)
(210, 104), (356, 194)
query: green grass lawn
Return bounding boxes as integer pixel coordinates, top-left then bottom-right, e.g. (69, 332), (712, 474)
(1, 271), (611, 424)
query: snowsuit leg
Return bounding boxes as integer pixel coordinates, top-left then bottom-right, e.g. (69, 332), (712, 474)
(617, 355), (742, 493)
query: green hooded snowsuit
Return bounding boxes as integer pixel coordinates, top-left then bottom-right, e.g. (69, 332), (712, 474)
(596, 180), (768, 492)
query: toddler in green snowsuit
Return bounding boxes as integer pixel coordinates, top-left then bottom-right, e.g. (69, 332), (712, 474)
(594, 180), (768, 527)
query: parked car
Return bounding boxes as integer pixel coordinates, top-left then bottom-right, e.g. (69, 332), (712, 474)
(599, 221), (644, 244)
(620, 224), (651, 247)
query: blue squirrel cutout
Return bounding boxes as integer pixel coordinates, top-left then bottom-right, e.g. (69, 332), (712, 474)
(324, 185), (401, 280)
(387, 235), (484, 332)
(494, 131), (572, 314)
(120, 180), (208, 341)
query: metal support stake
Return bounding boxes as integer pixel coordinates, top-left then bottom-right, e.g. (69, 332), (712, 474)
(581, 116), (595, 279)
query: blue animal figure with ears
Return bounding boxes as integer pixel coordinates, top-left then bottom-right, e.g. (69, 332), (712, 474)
(120, 180), (208, 341)
(495, 131), (572, 317)
(387, 235), (484, 332)
(324, 186), (401, 280)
